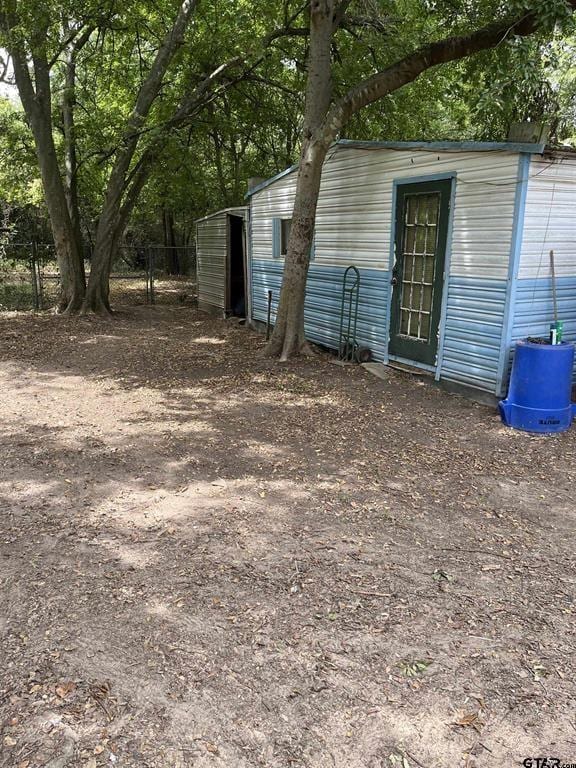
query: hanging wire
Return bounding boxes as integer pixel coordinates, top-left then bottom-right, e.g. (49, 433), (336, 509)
(529, 180), (557, 312)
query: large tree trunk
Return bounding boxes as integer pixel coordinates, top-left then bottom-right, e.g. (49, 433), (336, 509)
(265, 0), (334, 359)
(35, 125), (86, 312)
(62, 27), (89, 277)
(83, 153), (155, 313)
(82, 0), (197, 313)
(267, 2), (572, 359)
(265, 140), (328, 359)
(83, 213), (116, 313)
(10, 45), (85, 312)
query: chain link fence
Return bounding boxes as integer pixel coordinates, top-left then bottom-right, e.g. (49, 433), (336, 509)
(0, 242), (196, 311)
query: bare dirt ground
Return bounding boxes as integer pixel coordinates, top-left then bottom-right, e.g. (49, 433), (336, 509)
(1, 306), (575, 768)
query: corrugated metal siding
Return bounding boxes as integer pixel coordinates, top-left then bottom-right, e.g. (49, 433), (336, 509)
(250, 145), (520, 390)
(512, 277), (576, 341)
(509, 276), (576, 382)
(251, 147), (519, 276)
(252, 260), (389, 360)
(196, 213), (228, 311)
(519, 154), (576, 279)
(440, 277), (507, 391)
(501, 154), (576, 388)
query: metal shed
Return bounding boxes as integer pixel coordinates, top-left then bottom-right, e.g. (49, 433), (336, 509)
(195, 207), (249, 316)
(246, 140), (576, 399)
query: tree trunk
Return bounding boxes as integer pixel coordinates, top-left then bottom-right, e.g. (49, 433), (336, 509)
(62, 30), (87, 277)
(10, 45), (85, 312)
(83, 152), (155, 312)
(265, 140), (328, 359)
(162, 208), (180, 274)
(267, 2), (570, 359)
(82, 0), (197, 313)
(265, 0), (334, 359)
(36, 126), (86, 312)
(83, 214), (116, 313)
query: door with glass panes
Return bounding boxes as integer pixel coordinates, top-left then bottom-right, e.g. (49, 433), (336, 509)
(389, 179), (451, 366)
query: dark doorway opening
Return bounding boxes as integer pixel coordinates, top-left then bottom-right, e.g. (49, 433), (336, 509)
(229, 215), (246, 317)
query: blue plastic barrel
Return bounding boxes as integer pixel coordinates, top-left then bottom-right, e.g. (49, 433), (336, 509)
(499, 340), (576, 433)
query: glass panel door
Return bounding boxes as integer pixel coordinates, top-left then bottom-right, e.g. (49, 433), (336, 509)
(389, 179), (452, 367)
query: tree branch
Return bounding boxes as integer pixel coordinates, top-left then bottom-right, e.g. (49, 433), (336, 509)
(95, 0), (198, 237)
(47, 22), (95, 69)
(266, 25), (310, 42)
(266, 1), (309, 44)
(333, 0), (354, 30)
(321, 6), (576, 145)
(167, 56), (246, 129)
(119, 151), (155, 225)
(0, 53), (10, 83)
(242, 73), (301, 97)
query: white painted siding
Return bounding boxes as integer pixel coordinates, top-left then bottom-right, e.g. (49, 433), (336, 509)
(510, 152), (576, 385)
(250, 144), (521, 394)
(251, 146), (520, 279)
(519, 153), (576, 279)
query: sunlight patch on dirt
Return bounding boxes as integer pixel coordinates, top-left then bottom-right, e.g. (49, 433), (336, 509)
(1, 306), (575, 768)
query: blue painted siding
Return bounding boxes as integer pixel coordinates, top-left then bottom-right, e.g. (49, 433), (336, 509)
(251, 259), (389, 360)
(253, 262), (511, 394)
(248, 143), (524, 396)
(440, 276), (508, 393)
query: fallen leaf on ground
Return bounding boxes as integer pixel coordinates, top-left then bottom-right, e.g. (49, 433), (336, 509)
(56, 681), (76, 698)
(454, 712), (484, 732)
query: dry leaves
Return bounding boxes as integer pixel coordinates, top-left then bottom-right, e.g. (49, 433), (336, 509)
(55, 681), (76, 699)
(453, 711), (485, 733)
(0, 307), (574, 768)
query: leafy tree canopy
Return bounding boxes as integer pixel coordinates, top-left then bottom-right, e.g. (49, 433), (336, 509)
(0, 0), (575, 249)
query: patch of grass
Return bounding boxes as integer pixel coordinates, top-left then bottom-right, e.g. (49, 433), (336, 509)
(0, 281), (35, 311)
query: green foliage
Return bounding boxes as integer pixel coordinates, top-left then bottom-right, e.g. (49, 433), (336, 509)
(0, 98), (51, 242)
(460, 30), (576, 142)
(0, 98), (41, 207)
(514, 0), (576, 33)
(1, 0), (576, 248)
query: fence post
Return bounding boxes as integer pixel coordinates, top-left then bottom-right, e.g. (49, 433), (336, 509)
(148, 246), (155, 305)
(144, 247), (149, 303)
(266, 290), (273, 340)
(30, 240), (40, 310)
(36, 242), (43, 309)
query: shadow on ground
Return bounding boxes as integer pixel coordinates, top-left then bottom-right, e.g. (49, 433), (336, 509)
(1, 306), (575, 768)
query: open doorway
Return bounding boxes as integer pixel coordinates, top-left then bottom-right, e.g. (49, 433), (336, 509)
(228, 214), (246, 317)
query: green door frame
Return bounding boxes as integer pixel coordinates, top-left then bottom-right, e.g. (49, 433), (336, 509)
(389, 178), (452, 367)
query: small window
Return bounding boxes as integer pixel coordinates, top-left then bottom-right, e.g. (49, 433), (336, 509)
(280, 218), (292, 256)
(272, 217), (314, 260)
